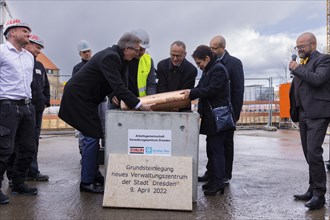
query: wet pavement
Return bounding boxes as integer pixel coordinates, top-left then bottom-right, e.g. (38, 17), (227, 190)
(1, 128), (330, 219)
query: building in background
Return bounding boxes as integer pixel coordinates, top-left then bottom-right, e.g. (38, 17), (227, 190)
(37, 52), (62, 100)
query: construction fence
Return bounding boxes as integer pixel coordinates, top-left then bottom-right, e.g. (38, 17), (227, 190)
(42, 77), (288, 131)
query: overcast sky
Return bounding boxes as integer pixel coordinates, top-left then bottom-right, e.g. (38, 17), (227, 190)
(3, 0), (327, 85)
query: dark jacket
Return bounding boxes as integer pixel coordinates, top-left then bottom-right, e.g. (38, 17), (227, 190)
(219, 51), (244, 122)
(289, 51), (330, 121)
(72, 59), (88, 76)
(156, 58), (197, 93)
(31, 60), (50, 111)
(59, 45), (140, 138)
(190, 59), (229, 135)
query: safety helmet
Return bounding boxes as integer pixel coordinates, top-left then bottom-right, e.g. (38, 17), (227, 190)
(3, 18), (31, 36)
(29, 33), (44, 48)
(77, 40), (91, 52)
(131, 28), (150, 49)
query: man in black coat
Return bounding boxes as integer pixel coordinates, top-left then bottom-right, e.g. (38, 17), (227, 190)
(25, 34), (50, 181)
(59, 32), (152, 194)
(72, 40), (92, 76)
(289, 32), (330, 210)
(198, 35), (244, 185)
(156, 41), (197, 110)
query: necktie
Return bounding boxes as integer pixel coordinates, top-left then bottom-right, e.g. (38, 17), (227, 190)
(300, 57), (309, 65)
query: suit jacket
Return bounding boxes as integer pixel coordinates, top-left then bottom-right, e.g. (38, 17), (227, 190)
(31, 60), (50, 112)
(190, 58), (229, 135)
(59, 45), (140, 138)
(156, 58), (197, 93)
(219, 51), (244, 122)
(72, 59), (88, 76)
(289, 50), (330, 121)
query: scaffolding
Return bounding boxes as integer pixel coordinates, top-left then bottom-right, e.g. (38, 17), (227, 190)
(0, 0), (12, 44)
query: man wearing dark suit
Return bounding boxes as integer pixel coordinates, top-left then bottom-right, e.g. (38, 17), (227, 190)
(289, 32), (330, 210)
(59, 32), (153, 194)
(156, 41), (197, 110)
(198, 35), (244, 185)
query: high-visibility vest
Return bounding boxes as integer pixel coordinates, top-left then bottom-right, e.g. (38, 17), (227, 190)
(137, 53), (152, 97)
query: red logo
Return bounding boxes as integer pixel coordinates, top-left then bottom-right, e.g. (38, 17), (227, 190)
(6, 19), (21, 25)
(129, 147), (144, 154)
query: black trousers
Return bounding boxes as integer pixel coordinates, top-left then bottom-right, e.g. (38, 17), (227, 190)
(224, 129), (234, 180)
(0, 102), (36, 186)
(299, 110), (330, 197)
(205, 129), (234, 180)
(7, 108), (44, 178)
(206, 133), (225, 185)
(28, 108), (45, 175)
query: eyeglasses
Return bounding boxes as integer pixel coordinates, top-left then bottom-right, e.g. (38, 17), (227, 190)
(170, 53), (184, 59)
(127, 46), (140, 53)
(210, 46), (221, 50)
(294, 42), (311, 51)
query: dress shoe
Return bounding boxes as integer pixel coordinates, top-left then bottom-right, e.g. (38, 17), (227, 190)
(95, 175), (105, 186)
(80, 182), (104, 194)
(294, 191), (313, 201)
(198, 173), (210, 182)
(0, 191), (9, 204)
(305, 196), (325, 210)
(27, 172), (49, 181)
(204, 183), (225, 196)
(12, 183), (38, 195)
(202, 180), (213, 190)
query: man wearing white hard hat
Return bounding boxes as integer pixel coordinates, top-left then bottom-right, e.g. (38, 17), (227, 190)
(110, 28), (156, 108)
(0, 18), (37, 205)
(25, 34), (50, 181)
(72, 40), (92, 75)
(72, 40), (93, 160)
(72, 40), (106, 185)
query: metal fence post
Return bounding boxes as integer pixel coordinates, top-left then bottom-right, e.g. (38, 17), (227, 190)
(267, 77), (273, 127)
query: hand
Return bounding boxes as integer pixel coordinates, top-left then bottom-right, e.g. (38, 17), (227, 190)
(112, 96), (119, 106)
(289, 61), (299, 72)
(180, 89), (190, 100)
(139, 103), (155, 111)
(120, 101), (129, 110)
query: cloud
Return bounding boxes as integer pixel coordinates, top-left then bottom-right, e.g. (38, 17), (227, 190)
(4, 0), (327, 85)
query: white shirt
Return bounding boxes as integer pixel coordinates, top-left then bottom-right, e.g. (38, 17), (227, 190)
(0, 41), (34, 100)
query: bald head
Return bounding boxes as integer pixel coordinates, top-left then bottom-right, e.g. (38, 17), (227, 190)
(297, 32), (316, 45)
(296, 32), (317, 58)
(209, 35), (226, 56)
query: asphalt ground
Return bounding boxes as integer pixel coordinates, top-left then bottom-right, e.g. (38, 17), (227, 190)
(1, 129), (330, 219)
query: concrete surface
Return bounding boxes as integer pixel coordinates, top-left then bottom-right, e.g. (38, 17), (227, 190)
(0, 129), (330, 219)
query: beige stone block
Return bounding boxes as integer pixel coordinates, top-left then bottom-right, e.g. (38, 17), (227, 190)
(103, 154), (192, 211)
(120, 90), (191, 111)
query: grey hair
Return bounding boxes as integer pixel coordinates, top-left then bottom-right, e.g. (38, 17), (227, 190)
(117, 32), (141, 49)
(218, 35), (226, 48)
(171, 40), (186, 50)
